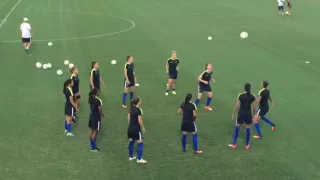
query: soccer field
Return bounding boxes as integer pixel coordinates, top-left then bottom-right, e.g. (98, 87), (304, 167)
(0, 0), (320, 179)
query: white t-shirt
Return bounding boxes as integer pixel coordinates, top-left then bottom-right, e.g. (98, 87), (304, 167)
(20, 22), (31, 38)
(278, 0), (285, 6)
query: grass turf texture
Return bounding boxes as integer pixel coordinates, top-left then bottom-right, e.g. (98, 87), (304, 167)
(0, 0), (320, 179)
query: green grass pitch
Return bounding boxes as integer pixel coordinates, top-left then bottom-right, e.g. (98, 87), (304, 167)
(0, 0), (320, 179)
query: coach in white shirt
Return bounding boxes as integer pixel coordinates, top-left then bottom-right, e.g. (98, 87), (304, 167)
(20, 17), (32, 51)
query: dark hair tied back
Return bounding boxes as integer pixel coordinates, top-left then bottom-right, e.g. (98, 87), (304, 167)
(130, 97), (140, 110)
(126, 55), (132, 61)
(185, 93), (192, 104)
(262, 81), (269, 88)
(63, 79), (72, 93)
(88, 88), (98, 104)
(244, 83), (251, 95)
(91, 61), (97, 69)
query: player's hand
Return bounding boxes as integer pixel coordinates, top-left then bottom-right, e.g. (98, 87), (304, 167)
(142, 127), (146, 133)
(166, 70), (169, 73)
(76, 107), (79, 112)
(126, 79), (130, 84)
(212, 79), (216, 83)
(232, 114), (236, 120)
(204, 81), (208, 84)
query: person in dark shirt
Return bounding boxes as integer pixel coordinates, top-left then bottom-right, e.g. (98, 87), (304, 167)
(194, 63), (215, 111)
(122, 55), (137, 108)
(178, 93), (202, 154)
(127, 97), (147, 164)
(90, 61), (105, 92)
(286, 0), (292, 15)
(229, 83), (256, 150)
(165, 51), (179, 96)
(63, 79), (78, 137)
(253, 81), (275, 139)
(88, 88), (105, 152)
(70, 67), (80, 121)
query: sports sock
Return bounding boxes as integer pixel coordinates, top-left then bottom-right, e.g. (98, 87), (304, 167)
(122, 93), (127, 105)
(261, 116), (275, 126)
(137, 142), (144, 160)
(90, 138), (93, 148)
(129, 92), (134, 101)
(66, 123), (71, 133)
(65, 120), (67, 130)
(192, 134), (198, 151)
(92, 138), (96, 149)
(254, 122), (262, 137)
(206, 97), (212, 106)
(182, 134), (187, 151)
(232, 126), (240, 145)
(195, 98), (200, 106)
(245, 128), (250, 146)
(128, 141), (135, 158)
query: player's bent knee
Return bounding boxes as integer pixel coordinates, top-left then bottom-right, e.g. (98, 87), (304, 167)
(137, 140), (143, 143)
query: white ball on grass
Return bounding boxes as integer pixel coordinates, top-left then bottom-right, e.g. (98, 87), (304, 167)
(48, 42), (53, 46)
(46, 63), (52, 68)
(68, 63), (74, 69)
(208, 36), (212, 40)
(36, 62), (42, 68)
(43, 64), (48, 69)
(57, 69), (63, 75)
(240, 32), (248, 39)
(111, 60), (117, 65)
(64, 60), (70, 65)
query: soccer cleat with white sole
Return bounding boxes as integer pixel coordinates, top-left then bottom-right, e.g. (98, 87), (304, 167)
(137, 159), (147, 164)
(66, 133), (75, 137)
(129, 157), (136, 161)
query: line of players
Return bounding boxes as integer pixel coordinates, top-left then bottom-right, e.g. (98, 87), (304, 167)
(62, 51), (276, 164)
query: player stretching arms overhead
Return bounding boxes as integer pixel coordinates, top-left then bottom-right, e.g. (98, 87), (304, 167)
(122, 55), (136, 108)
(127, 97), (147, 164)
(20, 18), (32, 52)
(178, 93), (202, 154)
(229, 83), (256, 150)
(253, 81), (275, 139)
(165, 51), (179, 96)
(194, 63), (215, 111)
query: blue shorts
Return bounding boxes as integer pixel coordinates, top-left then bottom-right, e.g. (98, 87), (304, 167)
(198, 84), (211, 93)
(169, 72), (178, 79)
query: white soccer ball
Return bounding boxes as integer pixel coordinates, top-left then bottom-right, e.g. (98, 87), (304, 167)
(111, 60), (117, 65)
(240, 32), (248, 39)
(57, 69), (63, 75)
(43, 64), (48, 69)
(69, 63), (74, 69)
(48, 42), (53, 46)
(46, 63), (52, 69)
(208, 36), (212, 40)
(64, 60), (70, 65)
(36, 62), (42, 68)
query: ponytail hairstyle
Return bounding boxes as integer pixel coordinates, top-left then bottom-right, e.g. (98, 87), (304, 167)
(63, 79), (73, 93)
(88, 88), (98, 104)
(184, 93), (192, 105)
(69, 66), (76, 74)
(205, 63), (209, 70)
(130, 97), (141, 111)
(91, 61), (97, 69)
(244, 83), (251, 95)
(262, 80), (269, 88)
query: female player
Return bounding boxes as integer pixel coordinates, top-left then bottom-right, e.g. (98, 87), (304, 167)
(165, 51), (179, 96)
(127, 97), (147, 164)
(88, 88), (105, 152)
(70, 67), (80, 120)
(122, 55), (137, 108)
(286, 0), (292, 15)
(90, 61), (105, 92)
(178, 93), (202, 154)
(194, 63), (215, 111)
(229, 83), (256, 150)
(253, 81), (275, 139)
(63, 79), (78, 136)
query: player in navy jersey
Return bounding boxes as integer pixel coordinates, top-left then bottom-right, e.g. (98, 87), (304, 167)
(63, 79), (78, 136)
(127, 97), (147, 164)
(88, 88), (105, 152)
(165, 51), (180, 96)
(178, 93), (202, 154)
(194, 63), (215, 111)
(90, 61), (105, 92)
(122, 55), (137, 108)
(253, 81), (275, 139)
(229, 83), (256, 150)
(70, 67), (80, 121)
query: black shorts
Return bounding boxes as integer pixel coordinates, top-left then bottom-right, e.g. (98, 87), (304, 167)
(256, 108), (269, 117)
(287, 2), (292, 8)
(65, 105), (75, 116)
(127, 127), (142, 141)
(75, 95), (81, 99)
(181, 121), (197, 132)
(169, 72), (178, 79)
(236, 113), (252, 125)
(124, 78), (135, 87)
(198, 84), (211, 93)
(88, 116), (101, 131)
(278, 6), (284, 11)
(22, 38), (31, 43)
